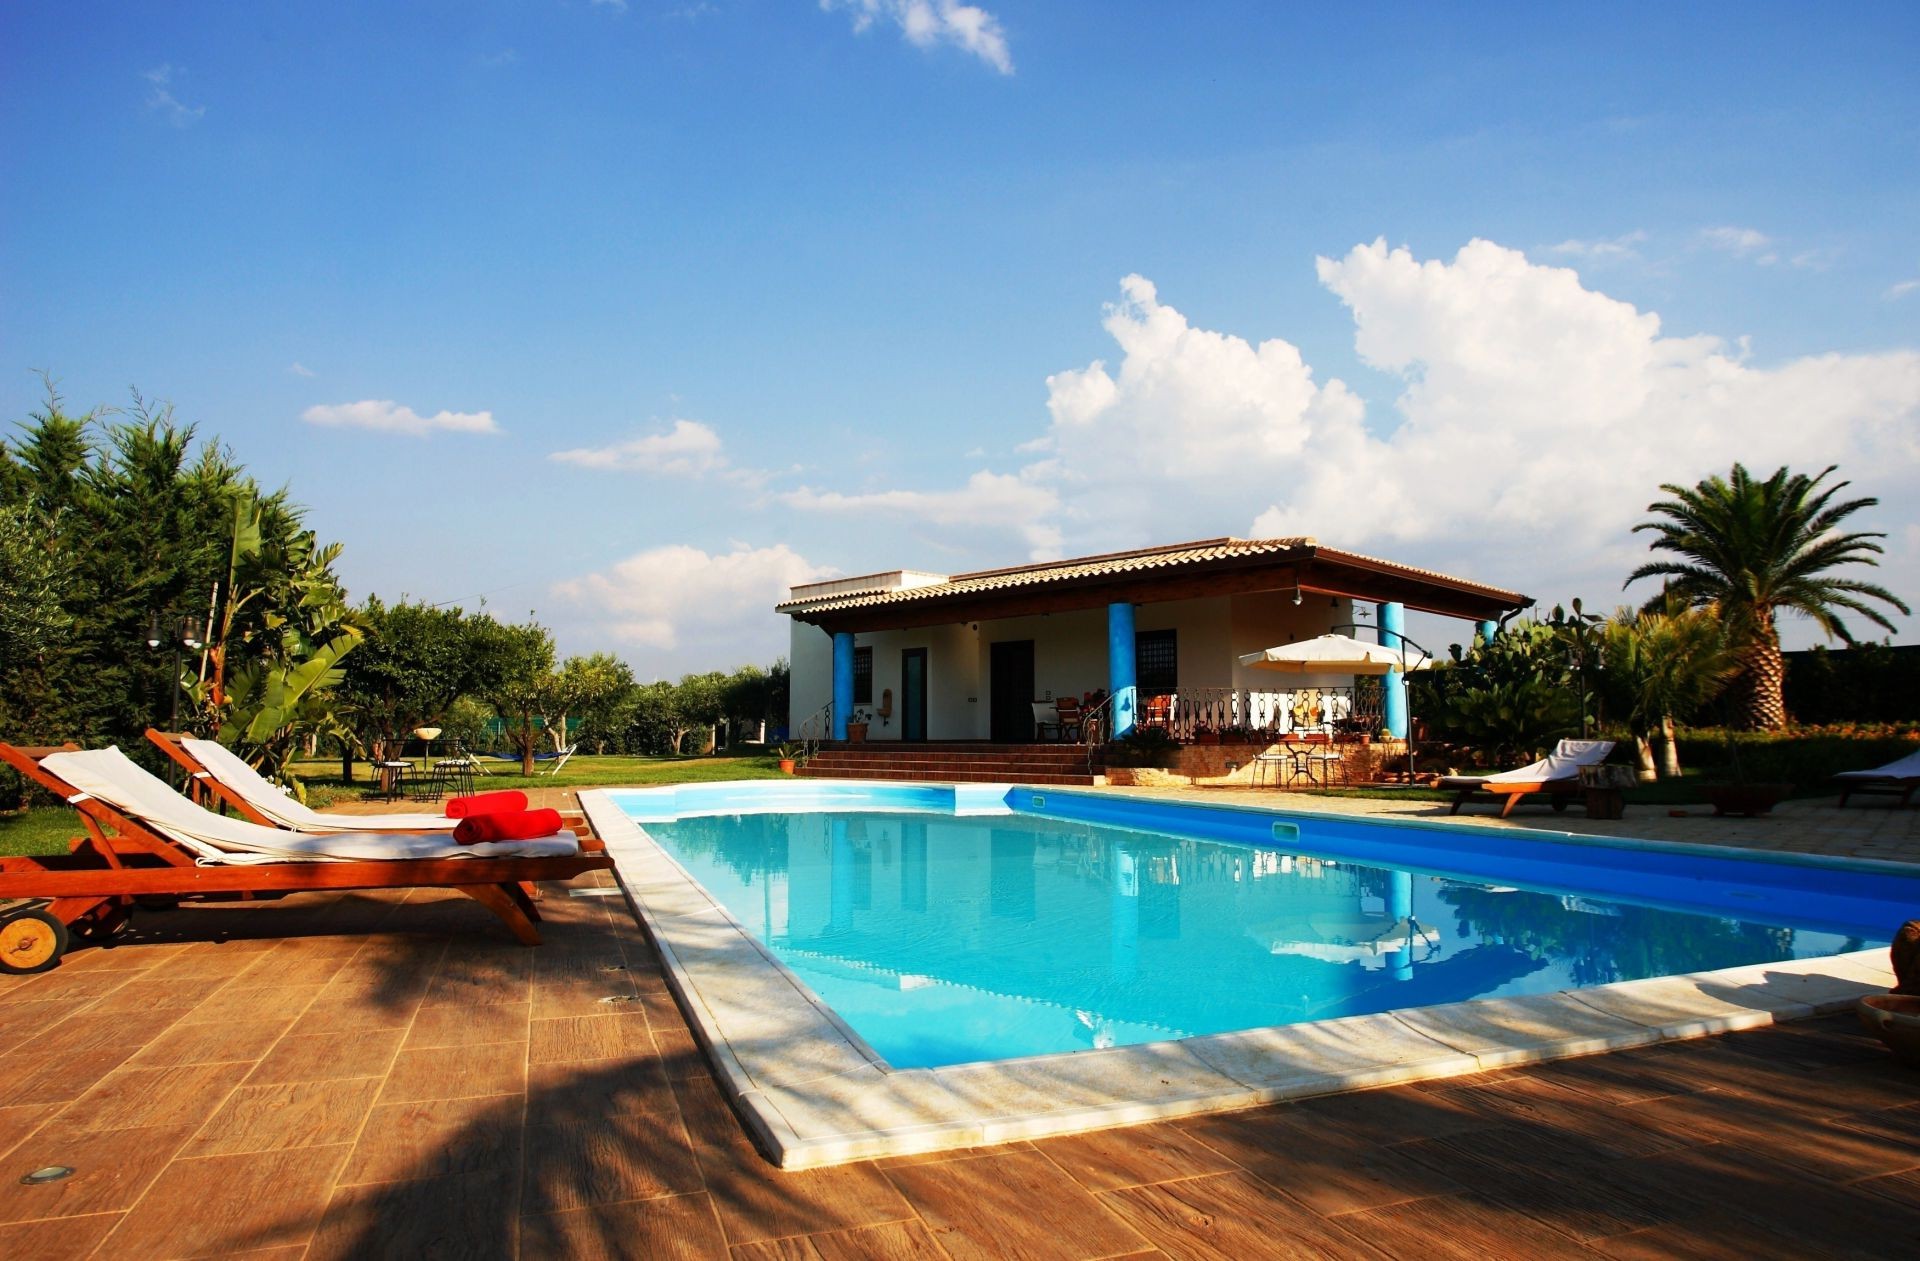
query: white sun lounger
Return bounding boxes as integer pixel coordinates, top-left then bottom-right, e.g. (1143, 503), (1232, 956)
(42, 747), (579, 864)
(1834, 747), (1920, 808)
(1438, 739), (1617, 818)
(162, 735), (465, 834)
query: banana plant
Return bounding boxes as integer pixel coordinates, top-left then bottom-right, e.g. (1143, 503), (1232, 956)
(193, 625), (363, 795)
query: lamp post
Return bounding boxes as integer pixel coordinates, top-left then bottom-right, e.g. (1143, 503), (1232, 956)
(145, 610), (205, 735)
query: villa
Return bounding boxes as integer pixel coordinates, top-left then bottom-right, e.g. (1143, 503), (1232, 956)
(779, 535), (1532, 753)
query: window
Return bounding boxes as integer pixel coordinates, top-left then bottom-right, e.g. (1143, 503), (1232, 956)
(852, 646), (873, 704)
(1135, 629), (1177, 692)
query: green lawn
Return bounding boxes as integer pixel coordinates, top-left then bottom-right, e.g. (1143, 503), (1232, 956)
(0, 806), (95, 857)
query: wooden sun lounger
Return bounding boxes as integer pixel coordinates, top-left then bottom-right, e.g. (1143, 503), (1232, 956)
(0, 742), (612, 972)
(1440, 775), (1580, 819)
(1835, 775), (1920, 809)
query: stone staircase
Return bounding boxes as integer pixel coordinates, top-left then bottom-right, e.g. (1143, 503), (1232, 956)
(798, 741), (1102, 786)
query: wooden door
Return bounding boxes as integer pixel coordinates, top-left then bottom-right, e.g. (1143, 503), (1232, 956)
(901, 649), (928, 742)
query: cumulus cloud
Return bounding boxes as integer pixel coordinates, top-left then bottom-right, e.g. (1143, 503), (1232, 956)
(822, 0), (1013, 74)
(142, 65), (205, 127)
(548, 417), (777, 488)
(1886, 278), (1920, 302)
(785, 469), (1062, 558)
(552, 543), (831, 664)
(777, 242), (1920, 626)
(301, 399), (499, 436)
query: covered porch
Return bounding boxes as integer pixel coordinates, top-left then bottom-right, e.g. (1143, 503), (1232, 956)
(781, 536), (1531, 753)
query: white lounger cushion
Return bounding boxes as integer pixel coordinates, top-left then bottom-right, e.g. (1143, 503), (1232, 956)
(1447, 739), (1617, 787)
(181, 737), (458, 833)
(1834, 747), (1920, 782)
(43, 747), (578, 865)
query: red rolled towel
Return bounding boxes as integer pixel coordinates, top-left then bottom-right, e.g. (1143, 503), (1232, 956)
(453, 807), (564, 844)
(445, 790), (530, 819)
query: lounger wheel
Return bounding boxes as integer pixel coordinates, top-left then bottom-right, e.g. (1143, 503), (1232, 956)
(0, 909), (69, 974)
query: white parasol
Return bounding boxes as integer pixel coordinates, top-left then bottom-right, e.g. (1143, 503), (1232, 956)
(1236, 633), (1432, 675)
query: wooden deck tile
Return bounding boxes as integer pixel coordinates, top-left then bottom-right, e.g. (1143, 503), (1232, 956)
(1439, 1075), (1691, 1159)
(521, 1189), (730, 1260)
(189, 1078), (384, 1156)
(382, 1041), (530, 1103)
(95, 1144), (352, 1259)
(0, 1210), (125, 1260)
(404, 999), (532, 1048)
(1033, 1121), (1240, 1194)
(884, 1148), (1147, 1261)
(84, 974), (232, 1013)
(676, 1075), (912, 1247)
(531, 1012), (657, 1064)
(1179, 1108), (1465, 1217)
(338, 1094), (525, 1185)
(519, 1110), (706, 1214)
(309, 1169), (518, 1261)
(1334, 1190), (1600, 1260)
(1623, 1088), (1920, 1180)
(526, 1056), (682, 1124)
(1284, 1080), (1506, 1147)
(0, 1122), (198, 1223)
(247, 1027), (404, 1084)
(1101, 1170), (1386, 1260)
(182, 982), (327, 1024)
(728, 1218), (949, 1261)
(63, 1062), (242, 1132)
(0, 1101), (63, 1159)
(128, 1016), (294, 1067)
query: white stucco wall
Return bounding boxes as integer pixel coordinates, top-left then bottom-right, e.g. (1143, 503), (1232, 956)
(787, 619), (835, 737)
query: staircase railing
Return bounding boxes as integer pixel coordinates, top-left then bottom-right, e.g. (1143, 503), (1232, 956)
(795, 701), (834, 760)
(1080, 693), (1118, 776)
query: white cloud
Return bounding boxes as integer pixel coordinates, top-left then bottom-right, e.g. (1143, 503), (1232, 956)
(1547, 231), (1646, 261)
(552, 543), (831, 663)
(785, 469), (1062, 558)
(142, 65), (205, 127)
(1698, 225), (1778, 264)
(589, 0), (628, 11)
(288, 362), (316, 378)
(547, 417), (776, 488)
(300, 399), (499, 436)
(822, 0), (1013, 74)
(1886, 278), (1920, 302)
(776, 243), (1920, 630)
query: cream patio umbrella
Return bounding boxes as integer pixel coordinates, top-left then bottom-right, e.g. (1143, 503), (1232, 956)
(1236, 633), (1432, 781)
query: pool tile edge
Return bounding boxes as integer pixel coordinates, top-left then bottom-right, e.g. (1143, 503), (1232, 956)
(579, 785), (1899, 1171)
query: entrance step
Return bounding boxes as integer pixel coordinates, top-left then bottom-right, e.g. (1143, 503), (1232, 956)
(800, 742), (1101, 786)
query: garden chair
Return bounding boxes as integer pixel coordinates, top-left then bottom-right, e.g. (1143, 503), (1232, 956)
(1438, 739), (1616, 818)
(1834, 748), (1920, 808)
(0, 742), (610, 972)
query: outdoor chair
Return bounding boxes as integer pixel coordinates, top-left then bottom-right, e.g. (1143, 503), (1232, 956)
(1438, 739), (1617, 818)
(1032, 698), (1084, 742)
(1834, 748), (1920, 808)
(0, 742), (610, 971)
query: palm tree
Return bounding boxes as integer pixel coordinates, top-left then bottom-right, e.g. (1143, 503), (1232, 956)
(1627, 463), (1909, 729)
(1602, 602), (1740, 778)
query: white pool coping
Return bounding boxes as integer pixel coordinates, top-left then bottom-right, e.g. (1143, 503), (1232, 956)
(579, 784), (1899, 1170)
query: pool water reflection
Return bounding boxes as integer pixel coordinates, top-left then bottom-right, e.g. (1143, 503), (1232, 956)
(639, 810), (1867, 1069)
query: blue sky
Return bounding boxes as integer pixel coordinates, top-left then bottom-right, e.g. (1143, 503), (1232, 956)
(5, 1), (1918, 672)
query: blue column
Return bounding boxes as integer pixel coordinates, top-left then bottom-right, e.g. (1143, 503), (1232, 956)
(1107, 602), (1137, 739)
(831, 632), (855, 741)
(1475, 619), (1497, 649)
(1377, 602), (1407, 740)
(1109, 844), (1139, 984)
(829, 817), (853, 933)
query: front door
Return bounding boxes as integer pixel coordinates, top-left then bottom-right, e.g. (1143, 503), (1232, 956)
(901, 648), (928, 742)
(988, 640), (1036, 742)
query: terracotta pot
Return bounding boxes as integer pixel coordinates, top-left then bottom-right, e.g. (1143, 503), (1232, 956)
(1703, 782), (1793, 817)
(845, 723), (868, 744)
(778, 759), (796, 775)
(1856, 994), (1920, 1068)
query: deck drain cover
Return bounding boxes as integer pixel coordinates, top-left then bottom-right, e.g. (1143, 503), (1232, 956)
(21, 1166), (73, 1185)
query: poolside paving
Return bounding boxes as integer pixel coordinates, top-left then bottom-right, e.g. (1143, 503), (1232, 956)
(0, 793), (1915, 1257)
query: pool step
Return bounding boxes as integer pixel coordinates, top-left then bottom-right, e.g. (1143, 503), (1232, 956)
(799, 743), (1101, 786)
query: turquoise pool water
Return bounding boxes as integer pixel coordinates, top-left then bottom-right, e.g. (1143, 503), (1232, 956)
(627, 793), (1902, 1069)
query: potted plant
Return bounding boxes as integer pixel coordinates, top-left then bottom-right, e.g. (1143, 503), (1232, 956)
(845, 709), (872, 743)
(1192, 724), (1220, 746)
(773, 743), (801, 774)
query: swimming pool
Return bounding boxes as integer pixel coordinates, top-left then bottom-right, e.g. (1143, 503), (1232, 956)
(583, 782), (1907, 1166)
